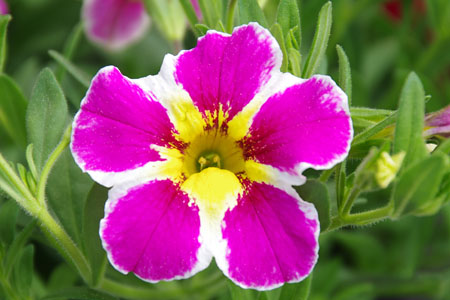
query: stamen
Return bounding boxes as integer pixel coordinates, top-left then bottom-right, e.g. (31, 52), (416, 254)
(197, 151), (222, 171)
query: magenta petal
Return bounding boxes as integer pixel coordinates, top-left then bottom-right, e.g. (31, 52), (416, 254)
(71, 66), (180, 184)
(101, 179), (210, 281)
(175, 23), (281, 124)
(220, 182), (319, 290)
(82, 0), (150, 50)
(242, 75), (352, 175)
(0, 0), (8, 14)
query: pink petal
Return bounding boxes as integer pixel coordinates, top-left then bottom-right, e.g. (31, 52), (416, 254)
(71, 66), (182, 186)
(174, 23), (281, 127)
(424, 104), (450, 137)
(218, 181), (319, 290)
(100, 179), (211, 281)
(241, 75), (353, 176)
(0, 0), (8, 14)
(190, 0), (201, 19)
(82, 0), (150, 50)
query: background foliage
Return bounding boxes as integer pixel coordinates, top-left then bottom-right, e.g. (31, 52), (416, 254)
(0, 0), (450, 299)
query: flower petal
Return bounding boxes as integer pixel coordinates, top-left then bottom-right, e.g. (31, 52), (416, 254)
(82, 0), (150, 50)
(216, 181), (319, 290)
(0, 0), (8, 14)
(241, 75), (353, 177)
(71, 66), (181, 187)
(100, 179), (211, 282)
(174, 23), (282, 126)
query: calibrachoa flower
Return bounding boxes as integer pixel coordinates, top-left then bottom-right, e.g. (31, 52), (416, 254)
(71, 23), (353, 290)
(82, 0), (150, 51)
(424, 104), (450, 138)
(0, 0), (8, 14)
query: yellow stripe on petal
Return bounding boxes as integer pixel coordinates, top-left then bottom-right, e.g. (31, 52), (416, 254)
(227, 94), (266, 141)
(167, 92), (205, 143)
(244, 160), (273, 183)
(181, 167), (242, 220)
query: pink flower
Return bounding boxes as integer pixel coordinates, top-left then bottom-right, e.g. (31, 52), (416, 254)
(0, 0), (9, 15)
(425, 104), (450, 138)
(82, 0), (150, 51)
(71, 23), (353, 290)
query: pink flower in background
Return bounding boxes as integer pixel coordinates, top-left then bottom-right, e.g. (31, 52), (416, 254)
(82, 0), (150, 51)
(424, 105), (450, 138)
(0, 0), (9, 14)
(71, 23), (353, 290)
(191, 0), (201, 19)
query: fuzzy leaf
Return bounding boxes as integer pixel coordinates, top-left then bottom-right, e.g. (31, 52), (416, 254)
(392, 154), (448, 217)
(82, 183), (108, 286)
(42, 287), (118, 300)
(270, 23), (288, 72)
(13, 245), (34, 299)
(336, 44), (352, 106)
(278, 275), (312, 300)
(48, 50), (91, 88)
(238, 0), (268, 28)
(47, 149), (93, 247)
(0, 200), (19, 245)
(393, 72), (427, 167)
(302, 2), (332, 78)
(26, 68), (68, 173)
(0, 74), (28, 147)
(294, 180), (331, 231)
(276, 0), (301, 46)
(0, 14), (11, 72)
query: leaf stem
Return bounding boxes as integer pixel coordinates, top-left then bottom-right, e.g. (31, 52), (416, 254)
(36, 125), (71, 207)
(38, 208), (92, 284)
(226, 0), (237, 33)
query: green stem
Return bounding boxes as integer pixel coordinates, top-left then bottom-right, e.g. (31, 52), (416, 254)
(318, 166), (334, 182)
(226, 0), (237, 33)
(38, 208), (92, 284)
(340, 186), (361, 216)
(36, 125), (71, 207)
(0, 153), (36, 210)
(325, 204), (393, 233)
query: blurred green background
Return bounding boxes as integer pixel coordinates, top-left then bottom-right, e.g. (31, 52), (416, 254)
(1, 0), (450, 299)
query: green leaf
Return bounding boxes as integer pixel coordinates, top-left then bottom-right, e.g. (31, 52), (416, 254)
(294, 180), (331, 231)
(179, 0), (200, 36)
(0, 200), (19, 245)
(392, 154), (449, 217)
(351, 112), (397, 146)
(302, 2), (332, 78)
(5, 220), (36, 277)
(194, 23), (210, 36)
(228, 280), (257, 300)
(0, 14), (12, 72)
(270, 23), (288, 72)
(13, 245), (34, 299)
(276, 0), (301, 47)
(198, 0), (223, 28)
(48, 50), (91, 89)
(82, 184), (108, 287)
(288, 48), (302, 77)
(47, 263), (79, 293)
(238, 0), (268, 28)
(0, 74), (28, 147)
(41, 287), (118, 300)
(278, 275), (312, 300)
(55, 23), (84, 81)
(26, 68), (68, 173)
(393, 72), (427, 167)
(336, 45), (352, 106)
(47, 149), (93, 247)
